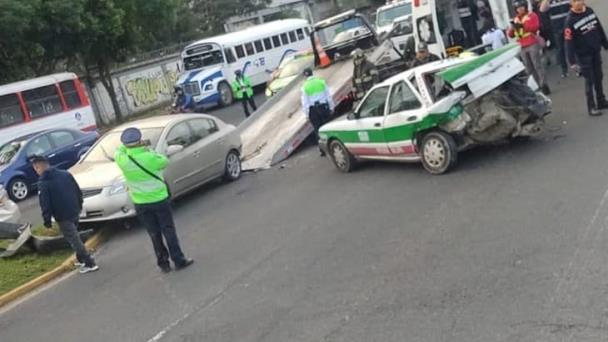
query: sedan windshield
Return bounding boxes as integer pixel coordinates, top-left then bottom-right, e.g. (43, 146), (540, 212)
(0, 142), (21, 166)
(84, 128), (163, 163)
(278, 55), (314, 78)
(377, 3), (412, 27)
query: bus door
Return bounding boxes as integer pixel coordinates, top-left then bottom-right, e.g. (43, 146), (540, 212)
(412, 0), (446, 58)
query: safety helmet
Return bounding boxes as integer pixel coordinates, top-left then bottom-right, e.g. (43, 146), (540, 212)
(513, 0), (528, 9)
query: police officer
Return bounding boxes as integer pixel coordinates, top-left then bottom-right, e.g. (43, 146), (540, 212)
(457, 0), (480, 48)
(232, 70), (257, 118)
(352, 49), (380, 100)
(301, 68), (334, 156)
(115, 128), (193, 273)
(564, 0), (608, 116)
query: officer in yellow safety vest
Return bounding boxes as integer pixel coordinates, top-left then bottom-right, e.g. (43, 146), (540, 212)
(232, 70), (257, 118)
(300, 68), (335, 156)
(115, 127), (193, 273)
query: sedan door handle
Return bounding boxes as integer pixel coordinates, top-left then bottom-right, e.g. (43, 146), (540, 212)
(48, 153), (56, 158)
(74, 143), (82, 147)
(374, 123), (381, 127)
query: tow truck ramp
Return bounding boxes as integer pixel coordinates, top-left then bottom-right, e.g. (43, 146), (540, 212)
(238, 59), (354, 171)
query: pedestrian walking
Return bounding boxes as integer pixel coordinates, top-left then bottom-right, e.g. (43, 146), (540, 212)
(564, 0), (608, 116)
(508, 0), (552, 95)
(30, 155), (99, 274)
(540, 0), (572, 78)
(301, 68), (334, 156)
(232, 70), (257, 117)
(114, 128), (193, 273)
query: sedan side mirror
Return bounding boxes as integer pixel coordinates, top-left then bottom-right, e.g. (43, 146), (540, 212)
(166, 144), (184, 157)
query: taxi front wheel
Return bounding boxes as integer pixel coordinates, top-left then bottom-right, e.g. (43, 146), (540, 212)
(329, 139), (356, 173)
(420, 131), (457, 175)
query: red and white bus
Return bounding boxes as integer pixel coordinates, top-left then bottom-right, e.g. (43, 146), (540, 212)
(0, 73), (97, 146)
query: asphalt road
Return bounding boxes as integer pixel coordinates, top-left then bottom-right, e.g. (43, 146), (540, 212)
(4, 5), (608, 341)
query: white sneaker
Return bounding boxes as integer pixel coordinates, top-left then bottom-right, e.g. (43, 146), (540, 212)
(74, 261), (84, 268)
(79, 265), (99, 274)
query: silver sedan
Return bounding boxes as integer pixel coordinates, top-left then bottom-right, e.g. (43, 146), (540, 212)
(70, 114), (242, 223)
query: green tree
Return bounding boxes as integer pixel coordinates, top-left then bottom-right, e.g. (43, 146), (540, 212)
(190, 0), (272, 36)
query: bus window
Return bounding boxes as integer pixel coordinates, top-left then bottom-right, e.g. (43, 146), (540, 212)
(263, 38), (272, 50)
(225, 48), (237, 63)
(296, 28), (305, 40)
(23, 85), (63, 118)
(254, 40), (264, 53)
(272, 35), (281, 47)
(59, 80), (83, 109)
(281, 33), (289, 45)
(245, 42), (255, 56)
(0, 94), (24, 128)
(289, 31), (297, 43)
(235, 45), (245, 58)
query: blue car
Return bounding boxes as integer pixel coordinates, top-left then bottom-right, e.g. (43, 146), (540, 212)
(0, 128), (99, 202)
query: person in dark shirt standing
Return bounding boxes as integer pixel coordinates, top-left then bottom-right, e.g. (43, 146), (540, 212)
(31, 155), (99, 274)
(564, 0), (608, 116)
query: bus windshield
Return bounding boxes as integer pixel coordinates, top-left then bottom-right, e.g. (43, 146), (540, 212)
(183, 50), (225, 71)
(377, 3), (412, 27)
(84, 128), (163, 163)
(317, 17), (371, 47)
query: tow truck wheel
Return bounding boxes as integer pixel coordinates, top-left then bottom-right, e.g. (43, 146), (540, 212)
(420, 131), (457, 175)
(329, 139), (355, 173)
(218, 81), (233, 107)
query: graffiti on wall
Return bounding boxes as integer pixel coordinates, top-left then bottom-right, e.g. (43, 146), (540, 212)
(124, 68), (178, 108)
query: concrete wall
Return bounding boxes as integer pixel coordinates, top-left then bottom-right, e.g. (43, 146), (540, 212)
(86, 55), (181, 125)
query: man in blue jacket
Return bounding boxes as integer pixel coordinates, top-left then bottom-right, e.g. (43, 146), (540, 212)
(31, 155), (99, 274)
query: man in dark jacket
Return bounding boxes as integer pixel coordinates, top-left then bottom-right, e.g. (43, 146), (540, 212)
(564, 0), (608, 116)
(31, 155), (98, 274)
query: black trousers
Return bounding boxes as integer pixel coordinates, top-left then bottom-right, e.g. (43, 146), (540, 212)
(135, 199), (187, 268)
(242, 93), (257, 117)
(552, 31), (568, 74)
(579, 51), (606, 111)
(460, 16), (480, 48)
(308, 103), (331, 141)
(58, 217), (95, 267)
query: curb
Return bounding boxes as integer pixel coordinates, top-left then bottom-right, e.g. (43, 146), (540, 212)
(0, 229), (107, 309)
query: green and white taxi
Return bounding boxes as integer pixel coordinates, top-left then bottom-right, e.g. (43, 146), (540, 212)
(319, 44), (551, 174)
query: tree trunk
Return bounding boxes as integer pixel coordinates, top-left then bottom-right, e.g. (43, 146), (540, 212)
(97, 61), (123, 123)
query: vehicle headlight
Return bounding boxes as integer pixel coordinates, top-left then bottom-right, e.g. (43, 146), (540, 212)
(204, 83), (213, 91)
(109, 181), (127, 196)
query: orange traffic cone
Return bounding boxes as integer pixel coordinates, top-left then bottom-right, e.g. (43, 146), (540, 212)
(314, 37), (331, 68)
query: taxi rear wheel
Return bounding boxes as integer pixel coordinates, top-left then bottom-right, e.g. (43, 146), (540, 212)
(329, 139), (355, 173)
(420, 131), (457, 175)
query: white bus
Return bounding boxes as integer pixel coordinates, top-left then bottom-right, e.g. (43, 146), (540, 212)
(177, 19), (312, 108)
(0, 73), (96, 146)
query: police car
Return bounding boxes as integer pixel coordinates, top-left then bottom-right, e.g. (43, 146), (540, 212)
(318, 44), (551, 174)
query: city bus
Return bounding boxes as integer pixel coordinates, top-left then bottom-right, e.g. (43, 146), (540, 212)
(177, 19), (312, 109)
(0, 73), (96, 145)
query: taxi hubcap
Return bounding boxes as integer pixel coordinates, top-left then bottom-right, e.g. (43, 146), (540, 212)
(424, 138), (446, 168)
(332, 144), (347, 169)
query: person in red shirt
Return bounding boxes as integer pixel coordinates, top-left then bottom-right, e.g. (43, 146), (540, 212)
(508, 0), (551, 95)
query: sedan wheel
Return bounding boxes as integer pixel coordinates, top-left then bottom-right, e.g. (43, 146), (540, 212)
(223, 151), (241, 181)
(420, 131), (457, 175)
(329, 140), (355, 173)
(8, 178), (29, 202)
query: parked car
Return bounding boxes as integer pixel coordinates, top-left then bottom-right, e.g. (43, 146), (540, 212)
(0, 128), (99, 201)
(0, 185), (20, 224)
(70, 113), (242, 223)
(319, 44), (551, 174)
(265, 51), (314, 97)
